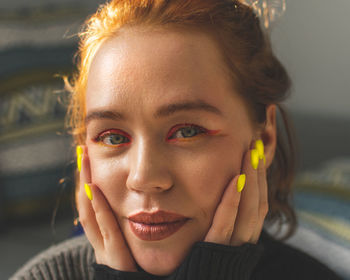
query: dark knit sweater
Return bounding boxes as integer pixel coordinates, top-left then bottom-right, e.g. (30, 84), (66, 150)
(10, 230), (343, 280)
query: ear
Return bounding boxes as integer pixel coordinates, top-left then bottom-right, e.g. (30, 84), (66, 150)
(256, 104), (277, 169)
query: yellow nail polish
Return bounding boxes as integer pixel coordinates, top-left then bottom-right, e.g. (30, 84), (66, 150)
(255, 140), (265, 160)
(84, 183), (93, 201)
(76, 146), (83, 172)
(237, 174), (246, 193)
(262, 154), (266, 165)
(251, 149), (259, 170)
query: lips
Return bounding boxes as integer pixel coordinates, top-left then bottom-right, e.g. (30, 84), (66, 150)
(128, 210), (189, 224)
(127, 210), (189, 241)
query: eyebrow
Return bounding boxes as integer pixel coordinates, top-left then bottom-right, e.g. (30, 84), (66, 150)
(85, 99), (223, 125)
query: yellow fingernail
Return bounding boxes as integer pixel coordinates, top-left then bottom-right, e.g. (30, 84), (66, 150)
(255, 140), (265, 160)
(262, 154), (266, 165)
(76, 146), (83, 172)
(237, 174), (246, 193)
(84, 183), (93, 201)
(251, 149), (259, 170)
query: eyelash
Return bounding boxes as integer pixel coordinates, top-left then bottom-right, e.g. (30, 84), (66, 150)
(93, 124), (217, 147)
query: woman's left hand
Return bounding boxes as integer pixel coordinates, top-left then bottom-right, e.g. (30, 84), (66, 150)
(204, 139), (268, 246)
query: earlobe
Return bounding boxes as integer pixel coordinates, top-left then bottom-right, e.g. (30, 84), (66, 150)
(258, 104), (277, 168)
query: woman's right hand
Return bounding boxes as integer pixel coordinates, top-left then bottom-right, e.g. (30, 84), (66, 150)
(77, 145), (138, 272)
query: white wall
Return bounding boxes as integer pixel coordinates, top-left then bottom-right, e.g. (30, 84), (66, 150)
(270, 0), (350, 119)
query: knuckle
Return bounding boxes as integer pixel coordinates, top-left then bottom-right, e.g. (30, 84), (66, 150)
(224, 227), (234, 240)
(259, 201), (269, 216)
(79, 216), (88, 228)
(214, 226), (233, 240)
(101, 228), (110, 241)
(247, 215), (259, 230)
(208, 227), (221, 237)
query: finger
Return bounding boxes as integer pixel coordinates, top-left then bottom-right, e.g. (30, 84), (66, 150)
(90, 184), (137, 271)
(230, 147), (260, 246)
(251, 155), (268, 242)
(77, 146), (103, 250)
(204, 174), (241, 245)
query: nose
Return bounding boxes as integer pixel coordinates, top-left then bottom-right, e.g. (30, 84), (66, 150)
(126, 138), (173, 193)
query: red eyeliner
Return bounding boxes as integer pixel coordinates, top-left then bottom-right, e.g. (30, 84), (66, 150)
(92, 129), (132, 148)
(97, 129), (129, 139)
(207, 129), (221, 135)
(93, 124), (221, 146)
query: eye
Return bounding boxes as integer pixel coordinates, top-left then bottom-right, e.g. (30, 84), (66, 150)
(167, 124), (208, 141)
(94, 130), (130, 147)
(93, 124), (211, 147)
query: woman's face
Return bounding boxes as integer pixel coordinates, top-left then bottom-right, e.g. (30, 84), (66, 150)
(85, 27), (257, 275)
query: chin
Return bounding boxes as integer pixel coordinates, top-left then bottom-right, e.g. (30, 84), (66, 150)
(123, 219), (204, 276)
(141, 262), (178, 276)
(132, 242), (193, 276)
(136, 252), (187, 276)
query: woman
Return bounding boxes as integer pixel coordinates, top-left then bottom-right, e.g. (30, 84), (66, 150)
(11, 0), (343, 279)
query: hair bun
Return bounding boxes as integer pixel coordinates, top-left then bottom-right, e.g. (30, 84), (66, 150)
(238, 0), (286, 29)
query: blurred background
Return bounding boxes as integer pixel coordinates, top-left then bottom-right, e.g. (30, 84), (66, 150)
(0, 0), (349, 279)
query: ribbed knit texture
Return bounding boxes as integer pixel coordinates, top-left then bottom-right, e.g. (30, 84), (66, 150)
(93, 241), (264, 280)
(10, 230), (343, 280)
(10, 235), (95, 280)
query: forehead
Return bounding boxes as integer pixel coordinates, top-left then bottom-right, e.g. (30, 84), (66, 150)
(85, 27), (243, 118)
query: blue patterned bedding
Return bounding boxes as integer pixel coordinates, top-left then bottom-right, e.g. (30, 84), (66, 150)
(288, 158), (350, 279)
(294, 157), (350, 248)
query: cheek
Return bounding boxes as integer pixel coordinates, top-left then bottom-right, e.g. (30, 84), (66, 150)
(90, 156), (126, 205)
(179, 140), (243, 221)
(90, 156), (113, 184)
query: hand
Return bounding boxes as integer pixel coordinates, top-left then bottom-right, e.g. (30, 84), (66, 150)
(77, 146), (138, 272)
(204, 139), (268, 246)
